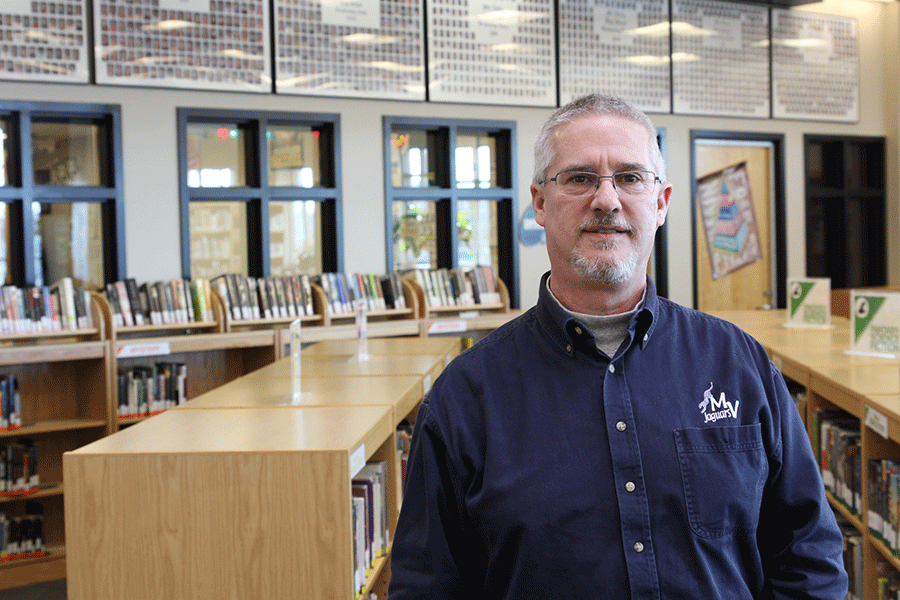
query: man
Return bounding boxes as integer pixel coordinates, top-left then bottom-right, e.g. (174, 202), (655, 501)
(388, 94), (848, 599)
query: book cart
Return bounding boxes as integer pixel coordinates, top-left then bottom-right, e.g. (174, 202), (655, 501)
(0, 292), (111, 589)
(64, 338), (458, 600)
(711, 309), (900, 600)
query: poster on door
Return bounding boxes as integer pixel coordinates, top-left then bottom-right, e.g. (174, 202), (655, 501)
(695, 161), (763, 280)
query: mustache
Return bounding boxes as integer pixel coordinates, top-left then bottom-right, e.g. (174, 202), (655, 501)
(579, 211), (631, 234)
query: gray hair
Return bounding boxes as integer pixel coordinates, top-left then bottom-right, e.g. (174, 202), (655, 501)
(532, 94), (666, 184)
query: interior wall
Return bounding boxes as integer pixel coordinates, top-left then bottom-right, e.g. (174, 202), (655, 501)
(0, 0), (894, 311)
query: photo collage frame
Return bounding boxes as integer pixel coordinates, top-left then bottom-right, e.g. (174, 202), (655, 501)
(0, 0), (861, 117)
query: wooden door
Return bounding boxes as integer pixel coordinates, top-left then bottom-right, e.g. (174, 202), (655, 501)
(694, 141), (774, 312)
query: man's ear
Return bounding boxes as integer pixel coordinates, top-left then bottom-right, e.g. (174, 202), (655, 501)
(531, 182), (546, 226)
(656, 182), (672, 228)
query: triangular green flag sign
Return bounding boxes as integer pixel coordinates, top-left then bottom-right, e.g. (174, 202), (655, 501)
(854, 296), (886, 343)
(789, 282), (816, 317)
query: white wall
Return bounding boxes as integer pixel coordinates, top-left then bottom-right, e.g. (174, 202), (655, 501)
(1, 0), (895, 310)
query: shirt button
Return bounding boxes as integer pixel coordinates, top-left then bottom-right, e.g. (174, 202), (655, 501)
(625, 482), (636, 492)
(616, 421), (626, 431)
(574, 326), (582, 335)
(634, 542), (644, 553)
(643, 334), (649, 343)
(608, 364), (615, 373)
(566, 344), (572, 353)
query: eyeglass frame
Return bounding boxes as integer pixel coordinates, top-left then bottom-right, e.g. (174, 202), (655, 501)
(537, 169), (662, 197)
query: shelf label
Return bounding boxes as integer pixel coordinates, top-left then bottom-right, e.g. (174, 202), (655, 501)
(865, 405), (889, 439)
(117, 342), (171, 358)
(350, 444), (366, 478)
(428, 320), (467, 335)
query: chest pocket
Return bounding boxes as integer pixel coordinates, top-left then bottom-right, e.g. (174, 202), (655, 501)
(674, 424), (766, 539)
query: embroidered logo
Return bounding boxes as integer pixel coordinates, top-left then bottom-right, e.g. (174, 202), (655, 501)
(698, 382), (739, 423)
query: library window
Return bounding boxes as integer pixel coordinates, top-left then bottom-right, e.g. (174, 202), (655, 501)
(0, 101), (125, 288)
(384, 117), (519, 307)
(179, 109), (341, 280)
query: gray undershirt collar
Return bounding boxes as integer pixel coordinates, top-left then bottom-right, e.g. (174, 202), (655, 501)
(546, 276), (645, 358)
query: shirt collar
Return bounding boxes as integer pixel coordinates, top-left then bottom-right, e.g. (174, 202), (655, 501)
(535, 271), (658, 358)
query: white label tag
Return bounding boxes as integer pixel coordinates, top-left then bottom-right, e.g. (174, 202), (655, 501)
(117, 342), (171, 358)
(349, 444), (366, 478)
(865, 405), (889, 439)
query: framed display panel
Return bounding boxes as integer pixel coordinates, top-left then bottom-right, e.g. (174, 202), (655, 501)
(671, 0), (769, 118)
(426, 0), (556, 107)
(0, 0), (89, 83)
(93, 0), (270, 92)
(274, 0), (425, 100)
(772, 9), (858, 122)
(558, 0), (670, 113)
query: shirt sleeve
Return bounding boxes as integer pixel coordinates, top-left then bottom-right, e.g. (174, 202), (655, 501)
(388, 396), (470, 599)
(758, 362), (849, 600)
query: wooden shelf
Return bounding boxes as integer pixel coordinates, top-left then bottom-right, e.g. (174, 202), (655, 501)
(709, 309), (900, 600)
(0, 481), (64, 503)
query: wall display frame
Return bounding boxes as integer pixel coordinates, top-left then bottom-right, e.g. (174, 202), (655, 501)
(558, 0), (670, 114)
(671, 0), (769, 118)
(772, 9), (858, 122)
(93, 0), (270, 92)
(426, 0), (556, 107)
(275, 0), (425, 100)
(0, 0), (89, 83)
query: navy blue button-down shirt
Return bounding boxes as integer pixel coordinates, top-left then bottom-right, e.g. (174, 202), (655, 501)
(389, 273), (848, 599)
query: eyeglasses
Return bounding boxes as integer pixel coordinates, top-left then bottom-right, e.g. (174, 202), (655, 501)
(539, 170), (661, 197)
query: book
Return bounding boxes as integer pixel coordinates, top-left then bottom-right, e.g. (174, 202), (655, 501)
(50, 277), (78, 330)
(124, 278), (146, 326)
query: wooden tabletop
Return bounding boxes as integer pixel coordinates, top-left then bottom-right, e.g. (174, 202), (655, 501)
(245, 352), (446, 382)
(179, 374), (424, 425)
(301, 336), (461, 362)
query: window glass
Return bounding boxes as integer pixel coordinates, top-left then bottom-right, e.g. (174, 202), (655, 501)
(189, 201), (249, 278)
(32, 121), (102, 186)
(457, 200), (498, 271)
(1, 118), (10, 186)
(34, 201), (105, 288)
(393, 200), (437, 270)
(456, 131), (497, 188)
(267, 125), (321, 187)
(270, 200), (321, 276)
(391, 129), (439, 188)
(186, 123), (247, 188)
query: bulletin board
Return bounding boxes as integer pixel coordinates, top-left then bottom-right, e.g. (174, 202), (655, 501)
(558, 0), (670, 114)
(426, 0), (556, 107)
(0, 0), (89, 82)
(93, 0), (270, 92)
(274, 0), (425, 100)
(771, 9), (858, 122)
(671, 0), (769, 118)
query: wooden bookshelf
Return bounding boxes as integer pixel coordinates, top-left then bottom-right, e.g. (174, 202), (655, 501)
(0, 293), (111, 590)
(709, 309), (900, 600)
(64, 336), (453, 600)
(65, 395), (402, 599)
(110, 328), (278, 431)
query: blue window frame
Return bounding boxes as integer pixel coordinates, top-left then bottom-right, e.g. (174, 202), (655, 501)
(384, 116), (519, 308)
(177, 108), (342, 280)
(0, 101), (125, 288)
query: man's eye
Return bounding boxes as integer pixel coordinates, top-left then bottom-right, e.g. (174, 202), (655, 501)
(617, 172), (642, 184)
(567, 174), (592, 184)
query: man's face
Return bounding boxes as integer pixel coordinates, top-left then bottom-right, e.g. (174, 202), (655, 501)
(531, 113), (672, 293)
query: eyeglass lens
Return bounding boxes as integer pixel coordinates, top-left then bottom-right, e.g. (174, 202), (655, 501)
(556, 171), (655, 196)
